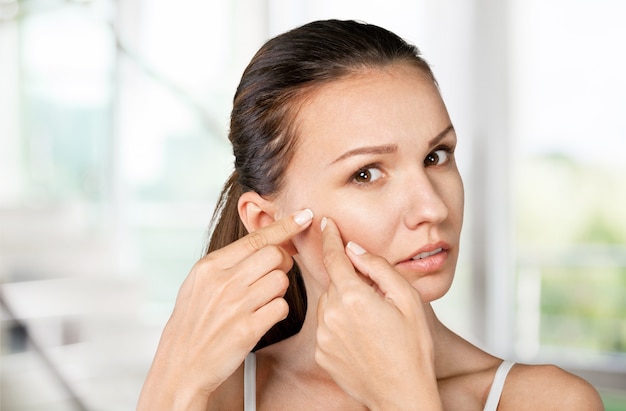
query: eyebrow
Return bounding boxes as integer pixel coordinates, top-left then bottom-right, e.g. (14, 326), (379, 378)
(330, 124), (455, 165)
(330, 144), (398, 165)
(429, 124), (455, 147)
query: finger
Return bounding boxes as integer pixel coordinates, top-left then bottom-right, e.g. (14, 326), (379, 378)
(316, 292), (328, 325)
(345, 241), (416, 307)
(233, 243), (294, 286)
(251, 297), (289, 337)
(212, 208), (313, 267)
(320, 217), (361, 290)
(315, 292), (331, 352)
(246, 269), (290, 311)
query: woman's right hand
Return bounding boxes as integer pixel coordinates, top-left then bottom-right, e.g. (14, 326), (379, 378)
(315, 217), (441, 410)
(137, 209), (314, 411)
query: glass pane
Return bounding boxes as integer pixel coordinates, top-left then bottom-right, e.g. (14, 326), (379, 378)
(20, 5), (114, 204)
(511, 0), (626, 363)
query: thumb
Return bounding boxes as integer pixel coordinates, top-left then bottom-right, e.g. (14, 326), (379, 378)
(345, 241), (417, 307)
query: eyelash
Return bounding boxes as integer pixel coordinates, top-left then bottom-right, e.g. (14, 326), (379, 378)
(349, 163), (384, 186)
(348, 144), (456, 186)
(425, 144), (455, 167)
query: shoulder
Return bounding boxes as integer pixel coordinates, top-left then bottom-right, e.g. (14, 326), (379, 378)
(205, 362), (244, 411)
(500, 363), (604, 410)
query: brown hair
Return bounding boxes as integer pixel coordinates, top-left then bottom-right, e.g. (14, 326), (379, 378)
(206, 19), (436, 350)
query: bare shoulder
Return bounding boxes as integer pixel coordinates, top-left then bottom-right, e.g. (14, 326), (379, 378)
(205, 363), (244, 411)
(501, 363), (604, 410)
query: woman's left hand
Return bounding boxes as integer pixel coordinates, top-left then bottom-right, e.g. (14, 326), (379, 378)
(315, 217), (442, 411)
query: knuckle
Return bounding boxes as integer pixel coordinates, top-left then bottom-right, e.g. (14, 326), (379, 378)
(280, 256), (295, 273)
(277, 219), (295, 238)
(321, 304), (342, 327)
(313, 338), (332, 370)
(195, 253), (230, 276)
(275, 298), (289, 318)
(265, 245), (285, 265)
(191, 259), (242, 299)
(315, 327), (330, 348)
(370, 255), (391, 271)
(263, 245), (293, 274)
(188, 261), (218, 290)
(245, 231), (268, 251)
(342, 290), (366, 311)
(322, 248), (343, 269)
(265, 298), (289, 325)
(233, 317), (256, 342)
(194, 255), (217, 273)
(314, 346), (324, 365)
(274, 271), (290, 294)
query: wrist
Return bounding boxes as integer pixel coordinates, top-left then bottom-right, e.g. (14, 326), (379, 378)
(137, 357), (212, 411)
(138, 376), (210, 411)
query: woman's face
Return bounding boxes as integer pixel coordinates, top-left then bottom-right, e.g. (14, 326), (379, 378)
(274, 63), (464, 303)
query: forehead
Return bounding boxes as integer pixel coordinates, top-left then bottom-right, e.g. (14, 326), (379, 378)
(291, 63), (448, 154)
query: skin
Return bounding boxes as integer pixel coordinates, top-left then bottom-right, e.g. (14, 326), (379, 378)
(276, 65), (463, 303)
(137, 63), (604, 410)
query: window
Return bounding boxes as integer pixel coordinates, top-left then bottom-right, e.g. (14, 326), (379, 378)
(1, 1), (624, 409)
(510, 0), (626, 392)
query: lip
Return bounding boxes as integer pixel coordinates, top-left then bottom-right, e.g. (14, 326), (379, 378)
(395, 241), (451, 273)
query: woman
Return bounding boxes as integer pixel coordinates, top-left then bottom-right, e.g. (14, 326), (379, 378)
(137, 20), (603, 410)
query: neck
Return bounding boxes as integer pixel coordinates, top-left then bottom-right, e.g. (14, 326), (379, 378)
(269, 290), (329, 378)
(268, 286), (451, 379)
(258, 276), (498, 391)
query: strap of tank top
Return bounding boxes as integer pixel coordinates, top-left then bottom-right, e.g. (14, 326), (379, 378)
(244, 352), (256, 411)
(483, 360), (515, 411)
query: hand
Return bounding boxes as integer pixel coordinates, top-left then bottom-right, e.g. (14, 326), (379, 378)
(137, 209), (314, 411)
(315, 217), (441, 411)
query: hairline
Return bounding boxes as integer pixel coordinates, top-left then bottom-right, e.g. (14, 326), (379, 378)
(266, 60), (438, 200)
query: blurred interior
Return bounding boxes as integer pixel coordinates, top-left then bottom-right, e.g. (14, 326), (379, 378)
(1, 0), (625, 410)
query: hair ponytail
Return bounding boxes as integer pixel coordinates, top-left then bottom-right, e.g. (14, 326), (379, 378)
(206, 171), (247, 254)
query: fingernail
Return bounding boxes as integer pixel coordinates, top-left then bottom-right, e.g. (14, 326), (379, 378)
(294, 209), (313, 225)
(347, 241), (366, 256)
(320, 217), (327, 231)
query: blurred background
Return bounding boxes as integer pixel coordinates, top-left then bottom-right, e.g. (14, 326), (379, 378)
(0, 0), (624, 409)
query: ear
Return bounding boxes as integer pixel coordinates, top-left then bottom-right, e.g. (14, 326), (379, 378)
(237, 191), (276, 234)
(237, 191), (298, 256)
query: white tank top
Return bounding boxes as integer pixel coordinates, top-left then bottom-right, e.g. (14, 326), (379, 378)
(243, 353), (515, 411)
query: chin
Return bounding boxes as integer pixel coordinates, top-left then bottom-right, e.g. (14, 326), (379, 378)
(410, 274), (454, 303)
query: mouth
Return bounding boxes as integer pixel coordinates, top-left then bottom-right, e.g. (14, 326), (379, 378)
(411, 248), (444, 260)
(395, 242), (451, 274)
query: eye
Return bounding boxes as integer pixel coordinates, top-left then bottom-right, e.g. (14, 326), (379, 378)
(351, 165), (384, 184)
(424, 147), (451, 166)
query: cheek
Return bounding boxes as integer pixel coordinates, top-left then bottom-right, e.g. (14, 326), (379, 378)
(291, 224), (328, 289)
(283, 194), (393, 287)
(445, 175), (465, 225)
(326, 198), (398, 255)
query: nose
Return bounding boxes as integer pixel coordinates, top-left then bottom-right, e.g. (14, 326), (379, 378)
(402, 170), (449, 229)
